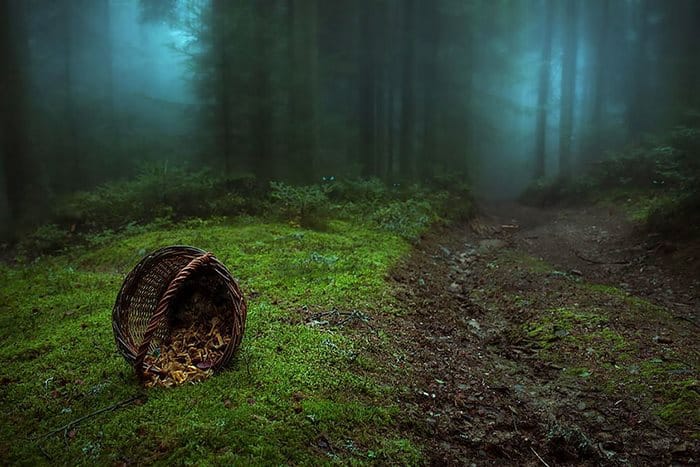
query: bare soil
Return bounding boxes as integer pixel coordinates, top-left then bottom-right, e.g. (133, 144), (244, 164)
(386, 201), (699, 465)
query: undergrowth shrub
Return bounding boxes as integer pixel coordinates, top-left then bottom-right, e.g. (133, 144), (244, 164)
(16, 224), (67, 256)
(54, 167), (263, 230)
(326, 178), (390, 203)
(17, 171), (475, 257)
(370, 199), (434, 241)
(521, 123), (700, 236)
(269, 181), (331, 229)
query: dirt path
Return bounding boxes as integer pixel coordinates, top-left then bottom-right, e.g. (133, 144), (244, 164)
(388, 202), (699, 465)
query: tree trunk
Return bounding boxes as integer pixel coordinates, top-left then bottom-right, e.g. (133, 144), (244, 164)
(102, 0), (123, 176)
(61, 0), (84, 190)
(0, 0), (30, 234)
(211, 0), (233, 173)
(251, 0), (273, 180)
(534, 0), (554, 179)
(296, 0), (320, 181)
(589, 0), (609, 161)
(399, 0), (416, 181)
(626, 0), (650, 140)
(558, 0), (578, 179)
(420, 0), (440, 181)
(359, 4), (376, 178)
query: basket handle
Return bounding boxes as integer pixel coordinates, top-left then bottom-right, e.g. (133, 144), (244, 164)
(134, 252), (213, 381)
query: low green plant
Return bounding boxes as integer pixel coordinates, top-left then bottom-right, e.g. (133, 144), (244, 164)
(326, 177), (390, 203)
(54, 167), (263, 231)
(269, 181), (331, 229)
(16, 224), (68, 256)
(370, 198), (434, 241)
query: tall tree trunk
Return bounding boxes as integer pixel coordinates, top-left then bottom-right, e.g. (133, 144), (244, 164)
(251, 0), (272, 180)
(558, 0), (578, 179)
(61, 0), (84, 190)
(626, 0), (649, 140)
(420, 0), (440, 181)
(534, 0), (554, 179)
(399, 0), (416, 181)
(589, 0), (609, 161)
(359, 5), (376, 178)
(102, 0), (122, 176)
(0, 0), (30, 234)
(211, 0), (233, 173)
(294, 0), (319, 182)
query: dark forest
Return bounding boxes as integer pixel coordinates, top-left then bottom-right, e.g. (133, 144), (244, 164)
(1, 0), (699, 464)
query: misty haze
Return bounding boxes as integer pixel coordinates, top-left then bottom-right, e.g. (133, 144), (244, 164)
(1, 0), (699, 464)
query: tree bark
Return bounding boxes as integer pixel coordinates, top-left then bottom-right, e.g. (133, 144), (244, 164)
(399, 0), (416, 181)
(589, 0), (609, 161)
(558, 0), (578, 179)
(251, 0), (273, 180)
(359, 4), (376, 178)
(534, 0), (554, 179)
(211, 0), (233, 173)
(420, 0), (440, 181)
(0, 0), (30, 233)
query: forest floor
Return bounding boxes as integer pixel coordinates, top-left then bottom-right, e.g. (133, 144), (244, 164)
(388, 201), (699, 465)
(1, 199), (698, 465)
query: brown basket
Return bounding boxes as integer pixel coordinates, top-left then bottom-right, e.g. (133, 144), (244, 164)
(112, 246), (246, 384)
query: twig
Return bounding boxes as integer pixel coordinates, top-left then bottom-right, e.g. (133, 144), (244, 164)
(574, 250), (631, 265)
(530, 446), (551, 467)
(243, 351), (252, 378)
(673, 315), (700, 328)
(34, 395), (141, 441)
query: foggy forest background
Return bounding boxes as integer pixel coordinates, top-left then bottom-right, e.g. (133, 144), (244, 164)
(1, 0), (699, 238)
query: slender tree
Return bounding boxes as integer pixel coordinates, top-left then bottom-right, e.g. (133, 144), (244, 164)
(534, 0), (554, 179)
(558, 0), (578, 178)
(289, 0), (320, 182)
(589, 0), (610, 160)
(211, 0), (234, 173)
(250, 0), (274, 180)
(0, 0), (31, 233)
(420, 0), (440, 181)
(626, 0), (650, 139)
(399, 0), (416, 180)
(358, 4), (377, 178)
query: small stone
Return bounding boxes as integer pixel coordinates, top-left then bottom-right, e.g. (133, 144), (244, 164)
(448, 282), (462, 293)
(653, 335), (673, 344)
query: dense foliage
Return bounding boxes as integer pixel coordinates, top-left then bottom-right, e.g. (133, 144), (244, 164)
(14, 175), (473, 258)
(2, 1), (699, 236)
(522, 124), (700, 237)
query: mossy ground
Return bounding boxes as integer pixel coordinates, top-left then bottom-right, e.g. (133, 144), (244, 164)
(477, 249), (699, 434)
(0, 217), (421, 465)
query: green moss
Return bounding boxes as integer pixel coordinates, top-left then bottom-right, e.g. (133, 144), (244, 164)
(499, 250), (552, 274)
(524, 307), (609, 349)
(656, 380), (700, 426)
(0, 217), (420, 464)
(584, 283), (670, 318)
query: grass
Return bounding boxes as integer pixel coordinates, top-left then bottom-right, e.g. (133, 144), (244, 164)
(0, 216), (421, 465)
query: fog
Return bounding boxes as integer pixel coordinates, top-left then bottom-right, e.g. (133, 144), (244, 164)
(1, 0), (699, 232)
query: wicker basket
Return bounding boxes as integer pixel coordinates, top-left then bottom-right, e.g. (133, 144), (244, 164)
(112, 246), (246, 384)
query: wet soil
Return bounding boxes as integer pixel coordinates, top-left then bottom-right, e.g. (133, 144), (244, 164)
(387, 201), (699, 465)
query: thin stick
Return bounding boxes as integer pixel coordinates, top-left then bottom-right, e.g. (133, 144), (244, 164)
(674, 315), (700, 328)
(530, 447), (551, 467)
(34, 395), (141, 441)
(574, 250), (630, 265)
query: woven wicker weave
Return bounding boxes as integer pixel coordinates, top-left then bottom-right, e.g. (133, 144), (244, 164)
(112, 246), (246, 382)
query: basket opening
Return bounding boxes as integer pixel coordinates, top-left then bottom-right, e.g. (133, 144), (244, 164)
(142, 266), (235, 387)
